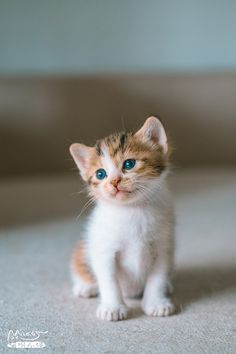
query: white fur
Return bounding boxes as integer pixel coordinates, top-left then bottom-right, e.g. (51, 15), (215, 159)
(101, 147), (119, 177)
(75, 178), (176, 321)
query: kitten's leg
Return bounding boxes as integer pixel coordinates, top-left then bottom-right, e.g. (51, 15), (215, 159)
(142, 247), (175, 317)
(71, 241), (98, 298)
(91, 252), (128, 321)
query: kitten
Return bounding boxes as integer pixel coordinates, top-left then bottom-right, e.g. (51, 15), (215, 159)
(70, 116), (175, 321)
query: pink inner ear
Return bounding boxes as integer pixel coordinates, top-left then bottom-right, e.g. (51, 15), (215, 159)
(69, 143), (94, 177)
(136, 116), (168, 153)
(152, 120), (168, 153)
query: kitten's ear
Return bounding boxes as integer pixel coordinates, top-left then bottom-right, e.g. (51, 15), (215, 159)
(69, 143), (94, 179)
(135, 116), (168, 154)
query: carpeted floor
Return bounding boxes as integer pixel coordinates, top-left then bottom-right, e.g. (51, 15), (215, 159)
(0, 169), (236, 353)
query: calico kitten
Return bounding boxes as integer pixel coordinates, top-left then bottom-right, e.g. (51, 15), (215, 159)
(70, 116), (175, 321)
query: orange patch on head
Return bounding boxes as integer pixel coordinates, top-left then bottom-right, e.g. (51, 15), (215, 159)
(70, 117), (171, 202)
(94, 131), (168, 179)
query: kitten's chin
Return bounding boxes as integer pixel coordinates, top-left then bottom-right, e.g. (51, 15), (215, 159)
(115, 190), (131, 199)
(102, 190), (141, 205)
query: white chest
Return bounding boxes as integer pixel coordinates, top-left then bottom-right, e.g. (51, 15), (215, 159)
(118, 237), (153, 280)
(86, 200), (174, 300)
(89, 203), (158, 277)
(91, 202), (159, 240)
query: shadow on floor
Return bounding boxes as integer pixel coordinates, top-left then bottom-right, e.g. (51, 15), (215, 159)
(174, 266), (236, 309)
(86, 265), (236, 321)
(126, 265), (236, 319)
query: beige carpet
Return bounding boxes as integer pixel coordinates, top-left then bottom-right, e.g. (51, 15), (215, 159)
(0, 169), (236, 353)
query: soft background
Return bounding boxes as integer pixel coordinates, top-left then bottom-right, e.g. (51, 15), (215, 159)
(1, 0), (236, 177)
(0, 1), (235, 353)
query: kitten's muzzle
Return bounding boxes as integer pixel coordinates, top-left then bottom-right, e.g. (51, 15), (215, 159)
(110, 177), (121, 188)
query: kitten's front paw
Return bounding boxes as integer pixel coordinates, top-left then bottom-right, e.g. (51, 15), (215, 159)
(142, 298), (175, 317)
(96, 303), (128, 321)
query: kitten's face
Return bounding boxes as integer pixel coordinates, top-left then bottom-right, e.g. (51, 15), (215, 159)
(70, 117), (169, 205)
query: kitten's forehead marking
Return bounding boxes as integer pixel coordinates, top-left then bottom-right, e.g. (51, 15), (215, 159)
(101, 147), (120, 178)
(119, 133), (127, 149)
(95, 140), (103, 156)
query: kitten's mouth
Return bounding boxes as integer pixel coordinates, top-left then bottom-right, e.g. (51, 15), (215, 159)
(116, 189), (131, 195)
(113, 187), (132, 198)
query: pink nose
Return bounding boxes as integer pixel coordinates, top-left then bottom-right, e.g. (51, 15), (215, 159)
(110, 177), (121, 188)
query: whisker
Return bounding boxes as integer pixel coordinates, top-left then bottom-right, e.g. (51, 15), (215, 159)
(70, 187), (88, 196)
(121, 115), (126, 132)
(76, 197), (95, 222)
(135, 183), (157, 204)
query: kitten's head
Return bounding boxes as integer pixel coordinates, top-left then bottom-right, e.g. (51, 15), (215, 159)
(70, 117), (170, 205)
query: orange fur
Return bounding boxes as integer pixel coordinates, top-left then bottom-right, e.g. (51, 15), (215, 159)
(71, 241), (95, 284)
(84, 131), (169, 184)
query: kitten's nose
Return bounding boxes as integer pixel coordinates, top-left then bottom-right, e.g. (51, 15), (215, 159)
(110, 177), (121, 188)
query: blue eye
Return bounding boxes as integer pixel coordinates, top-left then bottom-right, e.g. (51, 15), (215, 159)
(123, 159), (136, 170)
(96, 168), (107, 180)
